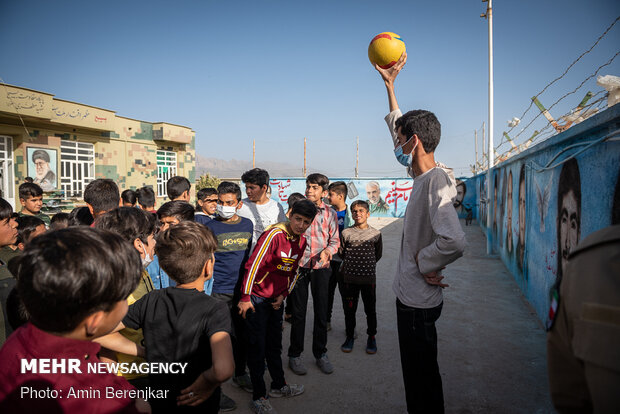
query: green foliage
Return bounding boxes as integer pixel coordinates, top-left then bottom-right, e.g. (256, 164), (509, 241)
(196, 173), (221, 190)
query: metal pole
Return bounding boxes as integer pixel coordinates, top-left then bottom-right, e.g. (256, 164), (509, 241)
(482, 121), (486, 170)
(474, 129), (478, 175)
(252, 139), (255, 168)
(303, 137), (307, 177)
(484, 0), (495, 254)
(355, 136), (359, 178)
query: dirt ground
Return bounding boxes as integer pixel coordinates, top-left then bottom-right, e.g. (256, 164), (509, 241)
(223, 218), (555, 413)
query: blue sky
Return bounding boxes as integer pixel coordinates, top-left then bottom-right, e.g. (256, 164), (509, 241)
(1, 0), (618, 178)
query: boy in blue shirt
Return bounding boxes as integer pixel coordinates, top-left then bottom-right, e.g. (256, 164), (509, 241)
(206, 182), (253, 410)
(326, 181), (353, 331)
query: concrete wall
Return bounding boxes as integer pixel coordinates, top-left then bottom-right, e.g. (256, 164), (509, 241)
(268, 178), (412, 217)
(460, 103), (620, 324)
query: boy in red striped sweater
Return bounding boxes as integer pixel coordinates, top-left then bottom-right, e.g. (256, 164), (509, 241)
(238, 199), (318, 414)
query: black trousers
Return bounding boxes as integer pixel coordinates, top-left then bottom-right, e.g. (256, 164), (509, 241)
(396, 299), (444, 414)
(245, 295), (286, 401)
(212, 292), (248, 378)
(339, 282), (377, 338)
(327, 260), (343, 324)
(287, 267), (331, 359)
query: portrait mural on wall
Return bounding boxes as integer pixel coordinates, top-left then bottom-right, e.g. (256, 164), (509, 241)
(613, 166), (620, 225)
(517, 164), (527, 278)
(506, 169), (513, 254)
(493, 172), (499, 240)
(499, 169), (506, 248)
(27, 147), (57, 192)
(453, 179), (466, 212)
(365, 180), (389, 215)
(556, 158), (581, 285)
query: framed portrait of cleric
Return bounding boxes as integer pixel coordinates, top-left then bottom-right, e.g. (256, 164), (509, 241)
(27, 147), (58, 192)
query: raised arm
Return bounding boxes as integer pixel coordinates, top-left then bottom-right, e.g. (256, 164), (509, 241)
(374, 52), (407, 113)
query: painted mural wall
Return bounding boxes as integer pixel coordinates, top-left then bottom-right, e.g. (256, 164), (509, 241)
(268, 178), (412, 217)
(462, 103), (620, 324)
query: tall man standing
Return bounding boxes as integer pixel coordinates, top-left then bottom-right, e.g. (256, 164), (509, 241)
(375, 53), (466, 413)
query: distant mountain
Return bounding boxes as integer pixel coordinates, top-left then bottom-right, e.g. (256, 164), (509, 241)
(195, 155), (305, 179)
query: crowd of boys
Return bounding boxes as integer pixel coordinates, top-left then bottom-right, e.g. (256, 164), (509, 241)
(0, 56), (468, 414)
(0, 167), (391, 414)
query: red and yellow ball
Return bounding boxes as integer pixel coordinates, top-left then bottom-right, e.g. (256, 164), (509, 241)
(368, 32), (406, 69)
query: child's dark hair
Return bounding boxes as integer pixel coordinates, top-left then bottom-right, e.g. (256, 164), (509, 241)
(15, 227), (142, 333)
(50, 212), (70, 230)
(95, 207), (156, 244)
(167, 176), (191, 200)
(394, 110), (441, 153)
(84, 179), (120, 214)
(218, 181), (242, 201)
(351, 200), (370, 212)
(196, 187), (217, 211)
(136, 186), (156, 209)
(68, 206), (94, 226)
(290, 199), (318, 220)
(18, 182), (43, 200)
(16, 215), (46, 245)
(241, 168), (270, 188)
(328, 181), (348, 199)
(0, 198), (13, 222)
(121, 189), (137, 206)
(306, 173), (329, 191)
(287, 193), (305, 210)
(157, 201), (195, 222)
(156, 221), (217, 284)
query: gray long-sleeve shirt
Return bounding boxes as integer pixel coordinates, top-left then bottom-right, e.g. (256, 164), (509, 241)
(385, 110), (466, 308)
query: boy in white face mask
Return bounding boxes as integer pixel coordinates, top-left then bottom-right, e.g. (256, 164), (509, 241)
(206, 182), (254, 410)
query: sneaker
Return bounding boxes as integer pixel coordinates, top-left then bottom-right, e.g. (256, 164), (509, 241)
(366, 336), (377, 354)
(232, 372), (253, 393)
(341, 337), (354, 353)
(250, 397), (276, 414)
(269, 383), (305, 398)
(315, 353), (334, 374)
(288, 356), (307, 375)
(220, 392), (237, 411)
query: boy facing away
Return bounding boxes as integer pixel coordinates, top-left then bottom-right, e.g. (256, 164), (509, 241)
(238, 199), (318, 414)
(0, 227), (149, 413)
(105, 221), (234, 413)
(18, 182), (50, 227)
(338, 200), (383, 354)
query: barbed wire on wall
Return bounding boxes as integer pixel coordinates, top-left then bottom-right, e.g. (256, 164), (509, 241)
(472, 15), (620, 171)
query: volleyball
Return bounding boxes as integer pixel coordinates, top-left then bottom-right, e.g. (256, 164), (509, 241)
(368, 32), (406, 69)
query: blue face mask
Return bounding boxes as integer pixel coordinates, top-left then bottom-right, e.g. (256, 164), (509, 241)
(394, 136), (417, 167)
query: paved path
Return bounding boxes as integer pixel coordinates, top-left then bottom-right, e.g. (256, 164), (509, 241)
(223, 218), (554, 413)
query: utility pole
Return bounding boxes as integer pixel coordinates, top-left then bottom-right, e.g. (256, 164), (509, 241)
(252, 139), (255, 168)
(355, 136), (359, 178)
(474, 129), (478, 175)
(482, 0), (494, 254)
(482, 121), (486, 171)
(303, 137), (307, 177)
